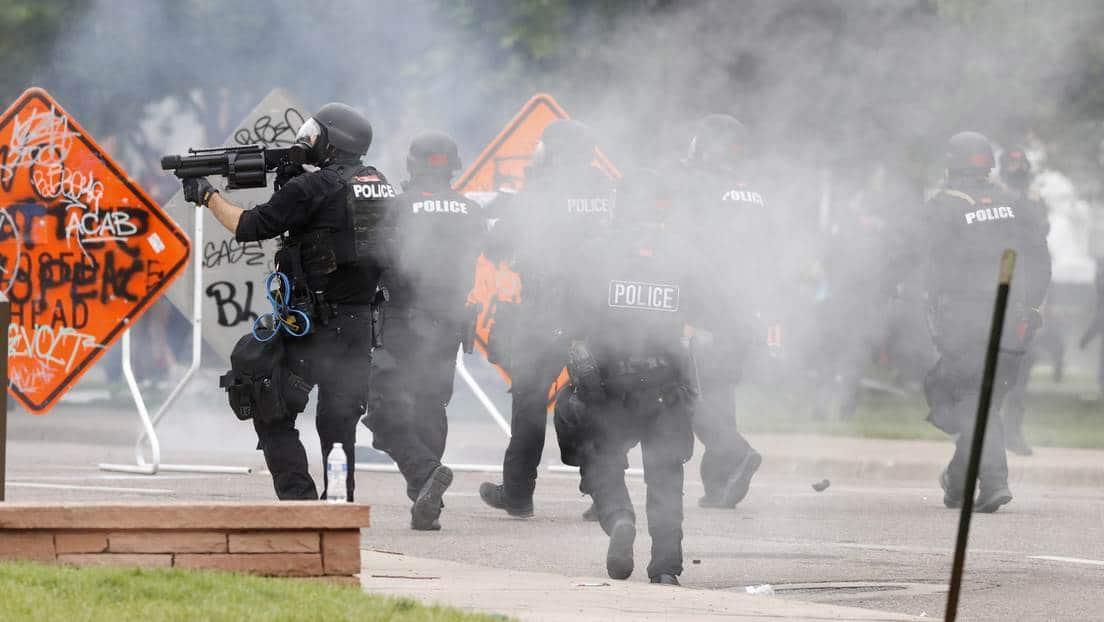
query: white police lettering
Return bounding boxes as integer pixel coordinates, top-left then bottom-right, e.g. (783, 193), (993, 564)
(352, 183), (396, 199)
(567, 197), (610, 214)
(412, 199), (469, 215)
(722, 189), (765, 206)
(964, 205), (1015, 225)
(608, 280), (680, 312)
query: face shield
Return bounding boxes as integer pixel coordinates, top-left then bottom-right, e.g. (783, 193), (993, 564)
(292, 118), (327, 165)
(295, 118), (323, 147)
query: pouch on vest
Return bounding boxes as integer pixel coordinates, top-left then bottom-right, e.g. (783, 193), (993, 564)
(219, 333), (312, 422)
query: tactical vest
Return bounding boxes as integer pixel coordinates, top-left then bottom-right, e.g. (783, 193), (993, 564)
(278, 163), (396, 310)
(340, 164), (397, 264)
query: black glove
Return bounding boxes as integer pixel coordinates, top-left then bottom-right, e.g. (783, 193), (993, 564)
(182, 177), (217, 206)
(274, 162), (304, 191)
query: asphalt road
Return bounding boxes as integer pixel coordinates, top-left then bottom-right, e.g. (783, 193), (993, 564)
(5, 393), (1103, 621)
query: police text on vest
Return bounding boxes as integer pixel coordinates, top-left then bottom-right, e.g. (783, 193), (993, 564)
(964, 205), (1015, 224)
(413, 199), (469, 214)
(353, 183), (396, 199)
(608, 280), (680, 312)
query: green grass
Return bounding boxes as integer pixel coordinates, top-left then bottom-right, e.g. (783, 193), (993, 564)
(734, 381), (1104, 449)
(0, 562), (510, 622)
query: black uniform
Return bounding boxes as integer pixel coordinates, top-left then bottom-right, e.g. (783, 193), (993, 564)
(922, 177), (1050, 498)
(493, 162), (615, 512)
(556, 222), (727, 582)
(674, 164), (769, 506)
(367, 179), (483, 501)
(998, 193), (1053, 453)
(235, 160), (391, 501)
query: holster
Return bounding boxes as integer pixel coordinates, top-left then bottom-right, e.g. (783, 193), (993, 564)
(370, 285), (390, 348)
(553, 388), (593, 467)
(567, 341), (604, 403)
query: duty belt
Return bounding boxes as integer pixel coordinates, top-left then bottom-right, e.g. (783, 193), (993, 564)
(604, 356), (680, 399)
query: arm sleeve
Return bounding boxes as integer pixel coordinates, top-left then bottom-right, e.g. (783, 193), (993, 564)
(1020, 201), (1052, 308)
(235, 178), (313, 242)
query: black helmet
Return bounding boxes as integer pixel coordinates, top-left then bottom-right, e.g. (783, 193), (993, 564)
(687, 114), (749, 169)
(999, 146), (1031, 188)
(946, 131), (994, 174)
(295, 102), (373, 164)
(534, 119), (595, 168)
(406, 131), (461, 180)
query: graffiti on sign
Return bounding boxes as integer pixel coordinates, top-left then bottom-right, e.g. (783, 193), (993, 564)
(0, 88), (190, 412)
(164, 89), (307, 361)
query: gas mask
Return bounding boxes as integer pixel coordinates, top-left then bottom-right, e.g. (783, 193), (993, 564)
(293, 118), (329, 165)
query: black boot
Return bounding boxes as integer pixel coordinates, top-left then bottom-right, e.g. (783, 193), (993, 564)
(606, 517), (636, 580)
(411, 465), (453, 530)
(582, 500), (599, 522)
(650, 574), (680, 586)
(975, 485), (1013, 513)
(478, 482), (534, 518)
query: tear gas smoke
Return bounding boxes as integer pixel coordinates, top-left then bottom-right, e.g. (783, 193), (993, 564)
(22, 0), (1104, 475)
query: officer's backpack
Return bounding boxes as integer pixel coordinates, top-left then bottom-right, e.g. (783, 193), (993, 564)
(219, 334), (311, 422)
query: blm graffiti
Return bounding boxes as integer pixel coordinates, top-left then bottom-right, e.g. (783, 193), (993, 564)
(0, 88), (189, 412)
(163, 88), (306, 362)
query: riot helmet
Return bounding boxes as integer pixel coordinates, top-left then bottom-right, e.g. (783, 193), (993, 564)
(533, 119), (596, 169)
(999, 146), (1032, 192)
(687, 114), (749, 171)
(294, 102), (373, 164)
(945, 131), (994, 177)
(406, 131), (461, 182)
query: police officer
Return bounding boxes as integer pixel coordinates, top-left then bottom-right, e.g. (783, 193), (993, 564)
(553, 172), (726, 585)
(923, 132), (1051, 513)
(479, 120), (615, 517)
(184, 104), (451, 526)
(998, 147), (1063, 456)
(674, 114), (766, 509)
(365, 132), (483, 530)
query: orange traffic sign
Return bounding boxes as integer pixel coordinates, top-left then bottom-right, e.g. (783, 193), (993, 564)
(456, 93), (618, 196)
(0, 88), (190, 413)
(457, 93), (618, 402)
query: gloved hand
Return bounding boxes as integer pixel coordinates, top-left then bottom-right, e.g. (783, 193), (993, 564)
(1014, 305), (1043, 343)
(182, 177), (218, 206)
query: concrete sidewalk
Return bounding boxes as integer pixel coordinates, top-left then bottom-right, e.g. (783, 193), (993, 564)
(359, 550), (925, 622)
(749, 433), (1104, 487)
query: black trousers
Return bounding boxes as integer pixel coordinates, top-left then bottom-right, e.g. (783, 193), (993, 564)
(253, 306), (372, 502)
(366, 306), (461, 501)
(501, 333), (565, 506)
(584, 392), (693, 579)
(693, 375), (755, 499)
(925, 299), (1027, 492)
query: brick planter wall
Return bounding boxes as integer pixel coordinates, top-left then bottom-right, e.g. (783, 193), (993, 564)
(0, 503), (369, 585)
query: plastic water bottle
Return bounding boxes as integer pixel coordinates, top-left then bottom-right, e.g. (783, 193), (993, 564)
(327, 443), (348, 504)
